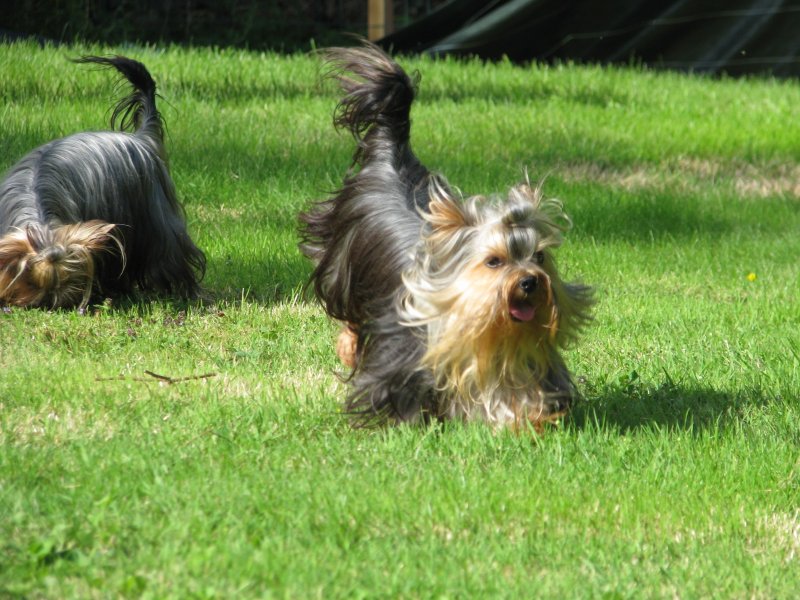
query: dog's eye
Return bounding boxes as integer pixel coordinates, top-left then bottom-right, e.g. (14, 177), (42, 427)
(534, 251), (545, 265)
(485, 256), (504, 268)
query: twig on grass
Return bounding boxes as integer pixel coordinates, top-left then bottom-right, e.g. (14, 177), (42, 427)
(96, 371), (217, 385)
(143, 370), (216, 384)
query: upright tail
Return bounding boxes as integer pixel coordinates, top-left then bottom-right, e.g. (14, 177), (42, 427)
(324, 42), (418, 164)
(73, 55), (164, 144)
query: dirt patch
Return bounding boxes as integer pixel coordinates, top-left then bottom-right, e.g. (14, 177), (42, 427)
(760, 510), (800, 563)
(2, 405), (117, 446)
(557, 158), (800, 199)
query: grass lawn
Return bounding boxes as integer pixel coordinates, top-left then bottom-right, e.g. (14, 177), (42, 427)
(1, 42), (799, 598)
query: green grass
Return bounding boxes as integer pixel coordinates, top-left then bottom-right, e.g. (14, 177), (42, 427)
(2, 41), (800, 598)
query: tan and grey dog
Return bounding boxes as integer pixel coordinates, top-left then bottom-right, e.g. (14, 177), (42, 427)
(300, 42), (594, 429)
(0, 56), (205, 309)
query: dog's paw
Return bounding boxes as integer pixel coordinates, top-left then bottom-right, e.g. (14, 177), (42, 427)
(336, 324), (358, 369)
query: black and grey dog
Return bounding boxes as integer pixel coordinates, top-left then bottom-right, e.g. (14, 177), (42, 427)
(300, 42), (593, 429)
(0, 56), (205, 309)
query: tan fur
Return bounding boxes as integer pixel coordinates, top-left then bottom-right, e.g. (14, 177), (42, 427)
(427, 184), (471, 232)
(0, 221), (119, 309)
(302, 42), (593, 429)
(418, 266), (560, 423)
(400, 181), (594, 427)
(336, 324), (359, 368)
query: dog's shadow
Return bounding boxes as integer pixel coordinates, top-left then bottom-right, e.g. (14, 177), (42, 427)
(201, 248), (312, 306)
(569, 372), (764, 434)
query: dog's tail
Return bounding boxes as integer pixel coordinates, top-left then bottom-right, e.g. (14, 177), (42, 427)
(324, 41), (417, 161)
(74, 55), (165, 144)
(0, 222), (119, 309)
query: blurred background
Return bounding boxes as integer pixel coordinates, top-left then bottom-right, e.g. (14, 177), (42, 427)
(0, 0), (449, 51)
(4, 0), (800, 76)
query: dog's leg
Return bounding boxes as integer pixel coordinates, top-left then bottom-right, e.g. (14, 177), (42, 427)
(336, 323), (359, 368)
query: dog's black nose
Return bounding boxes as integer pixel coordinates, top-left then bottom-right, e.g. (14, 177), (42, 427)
(520, 276), (538, 294)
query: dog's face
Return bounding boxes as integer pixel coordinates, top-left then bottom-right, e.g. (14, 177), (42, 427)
(452, 205), (558, 337)
(405, 180), (572, 343)
(0, 222), (116, 308)
(398, 178), (594, 410)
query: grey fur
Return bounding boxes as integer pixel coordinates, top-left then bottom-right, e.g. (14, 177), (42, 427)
(0, 55), (205, 305)
(300, 42), (593, 427)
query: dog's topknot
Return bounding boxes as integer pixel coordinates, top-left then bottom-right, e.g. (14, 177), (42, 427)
(0, 222), (118, 308)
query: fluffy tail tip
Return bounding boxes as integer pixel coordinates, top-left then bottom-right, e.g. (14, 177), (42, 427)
(324, 41), (417, 141)
(73, 55), (159, 133)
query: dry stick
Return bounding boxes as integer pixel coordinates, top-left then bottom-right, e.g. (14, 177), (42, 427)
(143, 370), (216, 384)
(96, 371), (217, 384)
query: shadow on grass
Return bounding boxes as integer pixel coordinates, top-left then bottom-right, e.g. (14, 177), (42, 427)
(563, 186), (735, 243)
(548, 170), (798, 243)
(203, 250), (312, 305)
(570, 371), (767, 433)
(79, 293), (211, 317)
(83, 257), (313, 310)
(45, 247), (313, 315)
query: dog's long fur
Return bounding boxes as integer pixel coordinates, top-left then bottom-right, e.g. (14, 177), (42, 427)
(300, 42), (594, 428)
(0, 56), (205, 309)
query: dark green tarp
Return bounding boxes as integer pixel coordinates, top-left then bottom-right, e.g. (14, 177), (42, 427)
(380, 0), (800, 76)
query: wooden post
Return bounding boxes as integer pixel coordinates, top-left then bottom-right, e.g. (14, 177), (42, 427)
(367, 0), (394, 41)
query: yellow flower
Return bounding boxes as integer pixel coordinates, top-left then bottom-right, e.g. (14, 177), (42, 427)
(746, 272), (757, 282)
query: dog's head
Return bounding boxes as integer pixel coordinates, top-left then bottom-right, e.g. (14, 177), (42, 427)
(401, 178), (593, 395)
(0, 221), (118, 309)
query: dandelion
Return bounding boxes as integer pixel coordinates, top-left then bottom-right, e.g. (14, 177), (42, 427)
(746, 272), (757, 282)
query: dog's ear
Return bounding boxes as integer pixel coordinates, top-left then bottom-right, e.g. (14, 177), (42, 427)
(0, 230), (45, 306)
(426, 177), (471, 231)
(0, 232), (34, 299)
(52, 221), (117, 252)
(0, 231), (34, 265)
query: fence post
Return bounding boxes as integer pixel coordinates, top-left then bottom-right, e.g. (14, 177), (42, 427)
(367, 0), (394, 40)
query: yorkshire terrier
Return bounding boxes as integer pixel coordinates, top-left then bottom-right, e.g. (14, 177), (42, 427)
(300, 42), (594, 429)
(0, 56), (205, 309)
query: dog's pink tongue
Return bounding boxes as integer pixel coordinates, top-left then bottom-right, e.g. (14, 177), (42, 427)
(510, 302), (535, 322)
